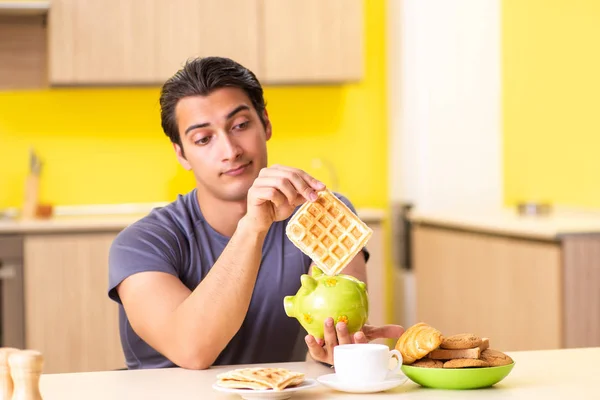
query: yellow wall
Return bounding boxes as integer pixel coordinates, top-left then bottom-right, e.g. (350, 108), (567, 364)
(0, 0), (388, 211)
(503, 0), (600, 207)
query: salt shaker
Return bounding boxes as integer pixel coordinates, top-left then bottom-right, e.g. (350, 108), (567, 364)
(7, 350), (43, 400)
(0, 348), (20, 400)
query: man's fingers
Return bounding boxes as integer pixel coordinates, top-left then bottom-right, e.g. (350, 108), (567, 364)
(323, 317), (338, 353)
(253, 176), (297, 205)
(249, 187), (287, 209)
(353, 331), (369, 344)
(336, 322), (352, 345)
(362, 324), (405, 341)
(291, 193), (307, 207)
(305, 335), (327, 362)
(258, 166), (325, 202)
(271, 165), (326, 192)
(276, 169), (317, 202)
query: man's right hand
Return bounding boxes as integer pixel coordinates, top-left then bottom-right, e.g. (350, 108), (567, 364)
(245, 164), (326, 233)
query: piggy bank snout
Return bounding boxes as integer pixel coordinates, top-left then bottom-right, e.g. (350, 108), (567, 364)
(283, 296), (295, 317)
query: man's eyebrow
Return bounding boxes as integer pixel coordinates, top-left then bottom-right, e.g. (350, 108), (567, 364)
(184, 122), (209, 135)
(226, 104), (250, 119)
(184, 105), (251, 135)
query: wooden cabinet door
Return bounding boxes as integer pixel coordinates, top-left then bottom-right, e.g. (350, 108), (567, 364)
(49, 0), (156, 84)
(49, 0), (261, 85)
(154, 0), (260, 81)
(412, 225), (562, 352)
(24, 233), (124, 373)
(261, 0), (363, 84)
(0, 15), (47, 90)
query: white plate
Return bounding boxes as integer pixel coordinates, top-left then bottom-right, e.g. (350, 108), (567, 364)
(317, 373), (408, 394)
(212, 378), (318, 400)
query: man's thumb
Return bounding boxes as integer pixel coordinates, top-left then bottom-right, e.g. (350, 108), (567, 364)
(368, 325), (405, 340)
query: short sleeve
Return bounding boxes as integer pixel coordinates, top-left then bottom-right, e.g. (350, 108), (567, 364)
(333, 192), (371, 263)
(108, 219), (182, 304)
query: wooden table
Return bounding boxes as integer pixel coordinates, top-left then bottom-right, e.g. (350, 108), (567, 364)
(39, 347), (600, 399)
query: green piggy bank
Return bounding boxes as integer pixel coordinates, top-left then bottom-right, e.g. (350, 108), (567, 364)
(283, 266), (369, 339)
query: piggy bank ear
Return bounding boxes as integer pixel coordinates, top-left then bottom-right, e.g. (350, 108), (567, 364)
(300, 274), (317, 292)
(310, 264), (324, 277)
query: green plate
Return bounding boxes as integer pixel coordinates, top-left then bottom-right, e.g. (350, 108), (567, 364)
(401, 362), (515, 390)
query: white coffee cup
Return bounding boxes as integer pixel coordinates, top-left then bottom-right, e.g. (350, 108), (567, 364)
(333, 343), (403, 384)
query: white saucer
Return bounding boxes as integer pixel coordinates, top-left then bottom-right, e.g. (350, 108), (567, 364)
(212, 379), (318, 400)
(317, 373), (408, 394)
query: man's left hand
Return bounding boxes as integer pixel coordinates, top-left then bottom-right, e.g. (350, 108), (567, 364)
(305, 317), (405, 365)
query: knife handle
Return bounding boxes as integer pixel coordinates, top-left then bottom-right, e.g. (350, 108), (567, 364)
(21, 174), (39, 221)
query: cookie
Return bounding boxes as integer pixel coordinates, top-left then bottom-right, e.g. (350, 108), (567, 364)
(440, 333), (482, 350)
(429, 338), (489, 360)
(412, 358), (443, 368)
(443, 358), (490, 369)
(479, 349), (513, 366)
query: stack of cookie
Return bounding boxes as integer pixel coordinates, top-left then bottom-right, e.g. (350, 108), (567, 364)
(395, 323), (514, 369)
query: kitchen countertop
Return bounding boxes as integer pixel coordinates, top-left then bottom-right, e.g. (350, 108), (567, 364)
(409, 206), (600, 240)
(37, 347), (600, 399)
(0, 206), (386, 234)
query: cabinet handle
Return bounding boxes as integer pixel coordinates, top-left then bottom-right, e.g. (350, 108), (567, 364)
(0, 264), (16, 280)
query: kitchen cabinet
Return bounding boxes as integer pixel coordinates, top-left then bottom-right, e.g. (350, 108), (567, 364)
(409, 210), (600, 352)
(0, 15), (46, 90)
(48, 0), (363, 85)
(48, 0), (260, 85)
(261, 0), (363, 83)
(23, 232), (123, 373)
(153, 0), (260, 82)
(48, 0), (156, 84)
(0, 235), (24, 349)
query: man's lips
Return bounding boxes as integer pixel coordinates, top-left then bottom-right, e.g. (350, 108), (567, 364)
(222, 162), (252, 176)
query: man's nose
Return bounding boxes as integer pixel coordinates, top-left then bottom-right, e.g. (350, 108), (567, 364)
(220, 133), (243, 161)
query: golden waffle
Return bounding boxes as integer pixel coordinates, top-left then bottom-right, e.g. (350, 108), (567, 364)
(216, 367), (304, 391)
(285, 189), (373, 276)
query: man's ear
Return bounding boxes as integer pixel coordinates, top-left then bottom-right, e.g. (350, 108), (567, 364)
(263, 109), (272, 141)
(173, 142), (192, 170)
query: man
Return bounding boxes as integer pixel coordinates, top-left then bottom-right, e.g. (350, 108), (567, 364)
(108, 56), (404, 370)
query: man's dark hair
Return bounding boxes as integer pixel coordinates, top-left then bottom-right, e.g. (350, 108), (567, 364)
(159, 56), (267, 151)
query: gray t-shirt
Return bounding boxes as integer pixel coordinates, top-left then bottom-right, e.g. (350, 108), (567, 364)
(108, 189), (368, 369)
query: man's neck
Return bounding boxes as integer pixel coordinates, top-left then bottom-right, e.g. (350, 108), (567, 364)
(195, 189), (247, 237)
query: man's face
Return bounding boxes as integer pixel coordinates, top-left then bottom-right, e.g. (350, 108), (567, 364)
(174, 87), (271, 202)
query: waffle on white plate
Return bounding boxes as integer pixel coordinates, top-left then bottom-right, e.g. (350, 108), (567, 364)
(285, 189), (372, 276)
(216, 367), (305, 391)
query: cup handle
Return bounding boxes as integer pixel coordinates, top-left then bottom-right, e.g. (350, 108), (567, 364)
(388, 349), (403, 375)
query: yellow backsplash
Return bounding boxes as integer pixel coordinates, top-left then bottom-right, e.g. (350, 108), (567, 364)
(0, 1), (388, 211)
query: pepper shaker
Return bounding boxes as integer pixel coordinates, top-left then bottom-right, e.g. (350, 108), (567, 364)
(0, 348), (20, 400)
(8, 351), (43, 400)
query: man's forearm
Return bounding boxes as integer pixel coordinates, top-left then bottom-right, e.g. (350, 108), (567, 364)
(172, 216), (267, 367)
